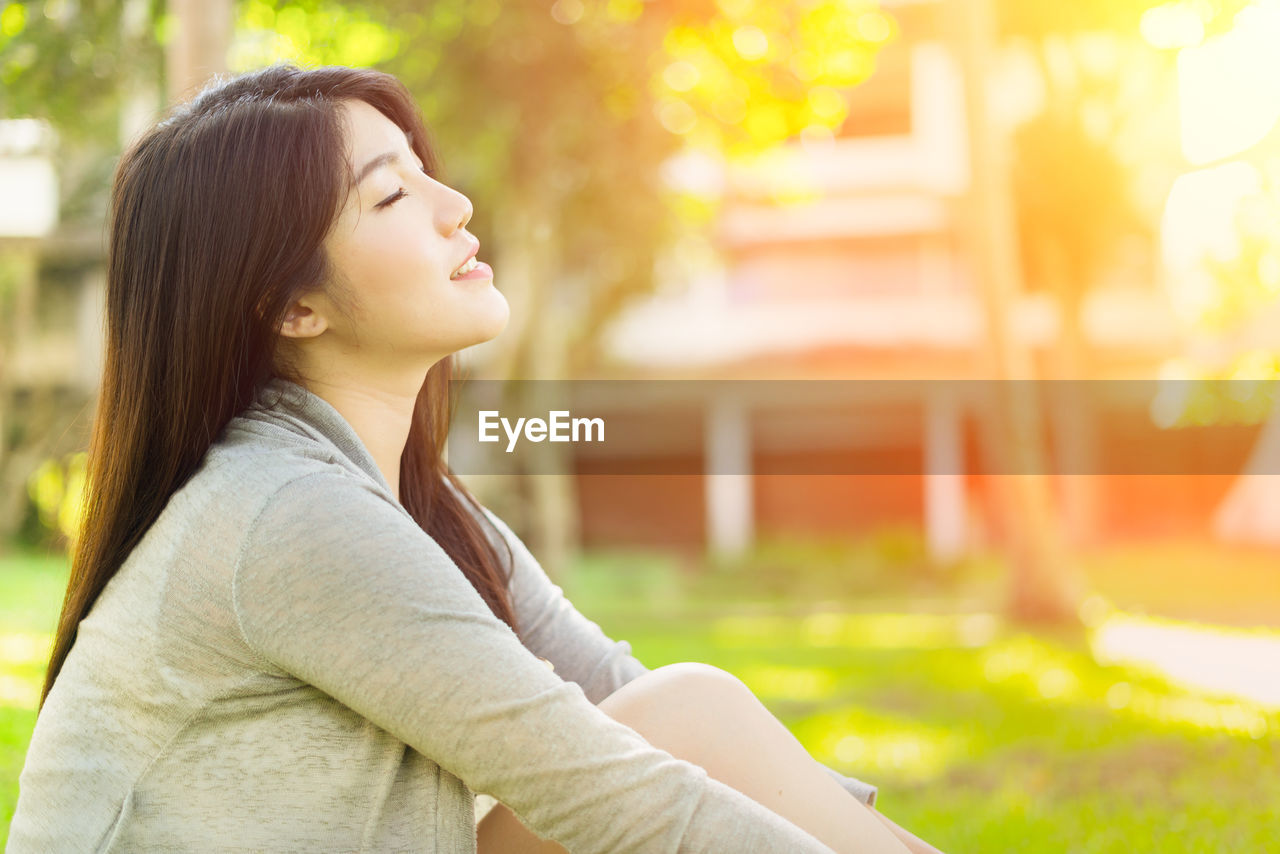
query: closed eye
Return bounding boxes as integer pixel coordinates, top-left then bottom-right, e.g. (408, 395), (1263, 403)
(375, 189), (407, 209)
(375, 163), (431, 210)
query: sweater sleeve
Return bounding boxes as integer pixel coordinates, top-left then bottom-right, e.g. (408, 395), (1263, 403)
(477, 502), (880, 808)
(476, 505), (650, 704)
(232, 471), (838, 854)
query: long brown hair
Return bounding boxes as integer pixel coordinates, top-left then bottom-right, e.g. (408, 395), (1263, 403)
(40, 64), (519, 710)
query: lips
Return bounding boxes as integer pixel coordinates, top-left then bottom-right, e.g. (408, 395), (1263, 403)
(452, 260), (493, 281)
(451, 239), (481, 279)
(451, 255), (480, 278)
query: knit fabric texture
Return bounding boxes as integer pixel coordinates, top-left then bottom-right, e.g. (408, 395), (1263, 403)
(8, 378), (875, 853)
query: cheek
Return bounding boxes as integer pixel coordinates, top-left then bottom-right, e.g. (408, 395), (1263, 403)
(349, 244), (397, 294)
(361, 220), (445, 279)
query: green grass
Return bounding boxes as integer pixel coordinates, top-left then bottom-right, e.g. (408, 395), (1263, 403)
(4, 543), (1278, 851)
(560, 547), (1280, 852)
(0, 549), (68, 840)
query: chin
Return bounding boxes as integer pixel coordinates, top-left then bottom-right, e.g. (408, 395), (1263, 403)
(475, 290), (511, 341)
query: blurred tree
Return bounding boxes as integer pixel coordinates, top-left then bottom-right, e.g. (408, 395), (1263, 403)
(959, 0), (1260, 617)
(2, 0), (891, 568)
(1009, 40), (1162, 547)
(947, 0), (1259, 620)
(1128, 4), (1280, 542)
(1182, 151), (1280, 542)
(1005, 1), (1280, 552)
(0, 0), (166, 214)
(997, 1), (1256, 363)
(946, 0), (1084, 625)
(0, 0), (168, 552)
(254, 0), (890, 567)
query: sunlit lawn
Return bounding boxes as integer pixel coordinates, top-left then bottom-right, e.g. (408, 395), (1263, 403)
(3, 543), (1279, 851)
(0, 550), (67, 841)
(565, 545), (1280, 853)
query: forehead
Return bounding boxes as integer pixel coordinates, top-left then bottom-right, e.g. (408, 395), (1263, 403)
(338, 98), (409, 161)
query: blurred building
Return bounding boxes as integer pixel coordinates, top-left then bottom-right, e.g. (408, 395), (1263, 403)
(4, 0), (1264, 556)
(0, 118), (102, 541)
(0, 119), (104, 394)
(574, 0), (1240, 556)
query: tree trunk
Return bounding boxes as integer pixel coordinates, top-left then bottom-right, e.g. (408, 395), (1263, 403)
(524, 297), (580, 580)
(1026, 45), (1101, 548)
(949, 0), (1083, 625)
(484, 188), (580, 578)
(165, 0), (231, 105)
(1041, 240), (1101, 546)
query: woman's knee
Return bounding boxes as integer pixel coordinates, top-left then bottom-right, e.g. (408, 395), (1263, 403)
(596, 662), (751, 744)
(599, 662), (745, 710)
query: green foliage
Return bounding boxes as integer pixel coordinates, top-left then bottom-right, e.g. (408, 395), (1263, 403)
(24, 450), (85, 549)
(1013, 102), (1149, 298)
(0, 0), (167, 228)
(1148, 355), (1280, 427)
(229, 1), (401, 70)
(224, 0), (894, 371)
(7, 0), (893, 373)
(0, 0), (164, 142)
(1198, 161), (1280, 332)
(651, 1), (894, 157)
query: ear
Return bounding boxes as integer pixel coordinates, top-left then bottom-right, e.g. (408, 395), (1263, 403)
(278, 298), (329, 340)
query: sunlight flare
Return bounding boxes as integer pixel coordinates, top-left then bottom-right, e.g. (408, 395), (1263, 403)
(1092, 613), (1280, 710)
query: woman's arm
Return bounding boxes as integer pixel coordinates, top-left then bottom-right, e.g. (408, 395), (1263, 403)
(477, 504), (882, 807)
(233, 471), (838, 854)
(476, 501), (948, 850)
(474, 506), (649, 702)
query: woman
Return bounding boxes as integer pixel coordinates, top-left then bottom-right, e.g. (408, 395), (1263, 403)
(8, 64), (941, 853)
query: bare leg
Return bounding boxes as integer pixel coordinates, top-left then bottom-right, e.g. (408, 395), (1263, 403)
(475, 800), (565, 854)
(476, 663), (917, 854)
(868, 806), (947, 854)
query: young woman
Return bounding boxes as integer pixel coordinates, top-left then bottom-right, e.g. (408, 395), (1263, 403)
(8, 64), (942, 853)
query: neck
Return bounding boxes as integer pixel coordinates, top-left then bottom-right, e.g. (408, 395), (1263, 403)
(303, 375), (419, 502)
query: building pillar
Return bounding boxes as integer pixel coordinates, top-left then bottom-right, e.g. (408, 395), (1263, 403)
(705, 392), (753, 556)
(924, 387), (967, 562)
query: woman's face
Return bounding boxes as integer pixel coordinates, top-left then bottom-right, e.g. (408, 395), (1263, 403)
(281, 98), (508, 386)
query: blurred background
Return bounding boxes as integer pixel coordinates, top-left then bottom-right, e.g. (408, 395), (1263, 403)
(2, 0), (1279, 849)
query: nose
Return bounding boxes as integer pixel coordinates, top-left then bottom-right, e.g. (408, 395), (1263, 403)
(439, 184), (473, 235)
(457, 194), (473, 231)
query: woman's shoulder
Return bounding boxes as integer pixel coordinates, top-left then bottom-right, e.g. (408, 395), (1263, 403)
(190, 439), (348, 515)
(153, 422), (382, 573)
(199, 402), (380, 498)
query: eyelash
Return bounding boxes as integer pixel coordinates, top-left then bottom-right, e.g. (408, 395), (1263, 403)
(376, 189), (408, 209)
(376, 164), (431, 210)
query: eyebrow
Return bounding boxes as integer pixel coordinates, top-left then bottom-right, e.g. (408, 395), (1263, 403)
(354, 130), (417, 187)
(355, 151), (399, 186)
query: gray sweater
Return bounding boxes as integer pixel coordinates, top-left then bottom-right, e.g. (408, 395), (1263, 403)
(8, 378), (874, 853)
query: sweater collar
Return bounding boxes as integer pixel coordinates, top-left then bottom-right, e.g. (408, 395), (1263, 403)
(239, 376), (396, 498)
